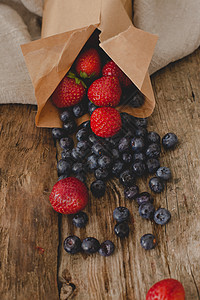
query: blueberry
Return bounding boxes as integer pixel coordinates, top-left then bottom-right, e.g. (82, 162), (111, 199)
(63, 235), (81, 254)
(98, 240), (115, 257)
(139, 202), (155, 220)
(60, 110), (73, 123)
(118, 137), (131, 153)
(58, 174), (69, 181)
(146, 158), (160, 174)
(59, 137), (74, 150)
(129, 91), (145, 108)
(132, 117), (148, 128)
(72, 101), (87, 118)
(87, 154), (98, 171)
(92, 142), (108, 156)
(72, 162), (84, 174)
(98, 155), (112, 169)
(114, 222), (129, 238)
(63, 120), (77, 134)
(147, 131), (160, 144)
(113, 207), (130, 223)
(61, 150), (72, 160)
(140, 234), (157, 250)
(111, 148), (120, 160)
(90, 180), (106, 197)
(135, 127), (147, 139)
(162, 133), (178, 149)
(133, 152), (146, 162)
(124, 185), (139, 200)
(120, 112), (136, 132)
(131, 136), (145, 153)
(135, 192), (153, 206)
(76, 141), (90, 151)
(121, 152), (133, 165)
(75, 172), (86, 183)
(119, 169), (136, 187)
(52, 128), (66, 140)
(94, 168), (110, 181)
(112, 161), (124, 177)
(76, 128), (89, 141)
(88, 101), (98, 115)
(88, 134), (99, 144)
(81, 237), (100, 254)
(57, 159), (71, 176)
(149, 177), (164, 193)
(145, 143), (161, 159)
(132, 160), (147, 177)
(71, 148), (81, 161)
(79, 120), (90, 130)
(154, 208), (171, 225)
(156, 167), (172, 181)
(72, 211), (88, 228)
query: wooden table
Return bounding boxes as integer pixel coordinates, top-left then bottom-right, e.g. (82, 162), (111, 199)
(0, 48), (200, 300)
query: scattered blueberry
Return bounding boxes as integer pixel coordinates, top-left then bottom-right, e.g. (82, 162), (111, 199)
(72, 211), (88, 228)
(154, 208), (171, 225)
(87, 154), (98, 171)
(60, 110), (73, 123)
(121, 152), (133, 165)
(114, 222), (129, 238)
(90, 180), (106, 197)
(72, 101), (86, 118)
(57, 159), (71, 176)
(88, 101), (98, 115)
(59, 137), (74, 150)
(111, 148), (120, 160)
(162, 132), (178, 149)
(94, 168), (110, 181)
(52, 128), (66, 140)
(149, 177), (164, 193)
(139, 202), (155, 219)
(71, 148), (81, 161)
(131, 136), (145, 153)
(133, 152), (146, 162)
(72, 162), (84, 174)
(113, 207), (130, 223)
(145, 143), (161, 159)
(147, 131), (160, 144)
(75, 172), (86, 183)
(61, 150), (72, 160)
(119, 169), (136, 187)
(124, 185), (139, 200)
(132, 160), (147, 177)
(135, 192), (153, 206)
(112, 161), (124, 177)
(98, 155), (112, 169)
(81, 237), (100, 254)
(118, 137), (131, 153)
(129, 91), (145, 108)
(140, 234), (157, 250)
(92, 142), (107, 156)
(76, 128), (88, 141)
(135, 127), (148, 139)
(63, 119), (77, 134)
(76, 140), (89, 151)
(156, 167), (172, 181)
(63, 235), (81, 254)
(132, 117), (148, 128)
(146, 158), (160, 174)
(98, 240), (115, 257)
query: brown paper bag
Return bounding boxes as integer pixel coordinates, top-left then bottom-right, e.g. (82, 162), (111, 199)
(21, 0), (158, 128)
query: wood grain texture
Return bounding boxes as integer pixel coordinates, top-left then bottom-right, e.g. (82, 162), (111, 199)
(58, 48), (200, 300)
(0, 105), (59, 300)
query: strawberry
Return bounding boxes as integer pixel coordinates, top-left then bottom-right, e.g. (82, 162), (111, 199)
(102, 60), (132, 87)
(51, 73), (86, 108)
(90, 107), (122, 138)
(49, 177), (88, 214)
(146, 278), (185, 300)
(75, 48), (101, 79)
(88, 76), (122, 107)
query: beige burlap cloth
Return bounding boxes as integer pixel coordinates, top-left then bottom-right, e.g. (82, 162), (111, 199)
(0, 0), (200, 105)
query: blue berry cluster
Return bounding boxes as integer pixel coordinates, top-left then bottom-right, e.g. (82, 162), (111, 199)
(52, 109), (178, 255)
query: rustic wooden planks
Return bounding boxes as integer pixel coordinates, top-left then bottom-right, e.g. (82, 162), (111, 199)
(0, 49), (200, 299)
(58, 48), (200, 299)
(0, 105), (59, 299)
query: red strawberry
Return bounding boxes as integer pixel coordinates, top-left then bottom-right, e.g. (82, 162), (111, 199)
(75, 48), (101, 79)
(88, 76), (122, 107)
(90, 107), (122, 138)
(146, 279), (185, 300)
(102, 61), (132, 87)
(49, 177), (88, 214)
(51, 74), (86, 108)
